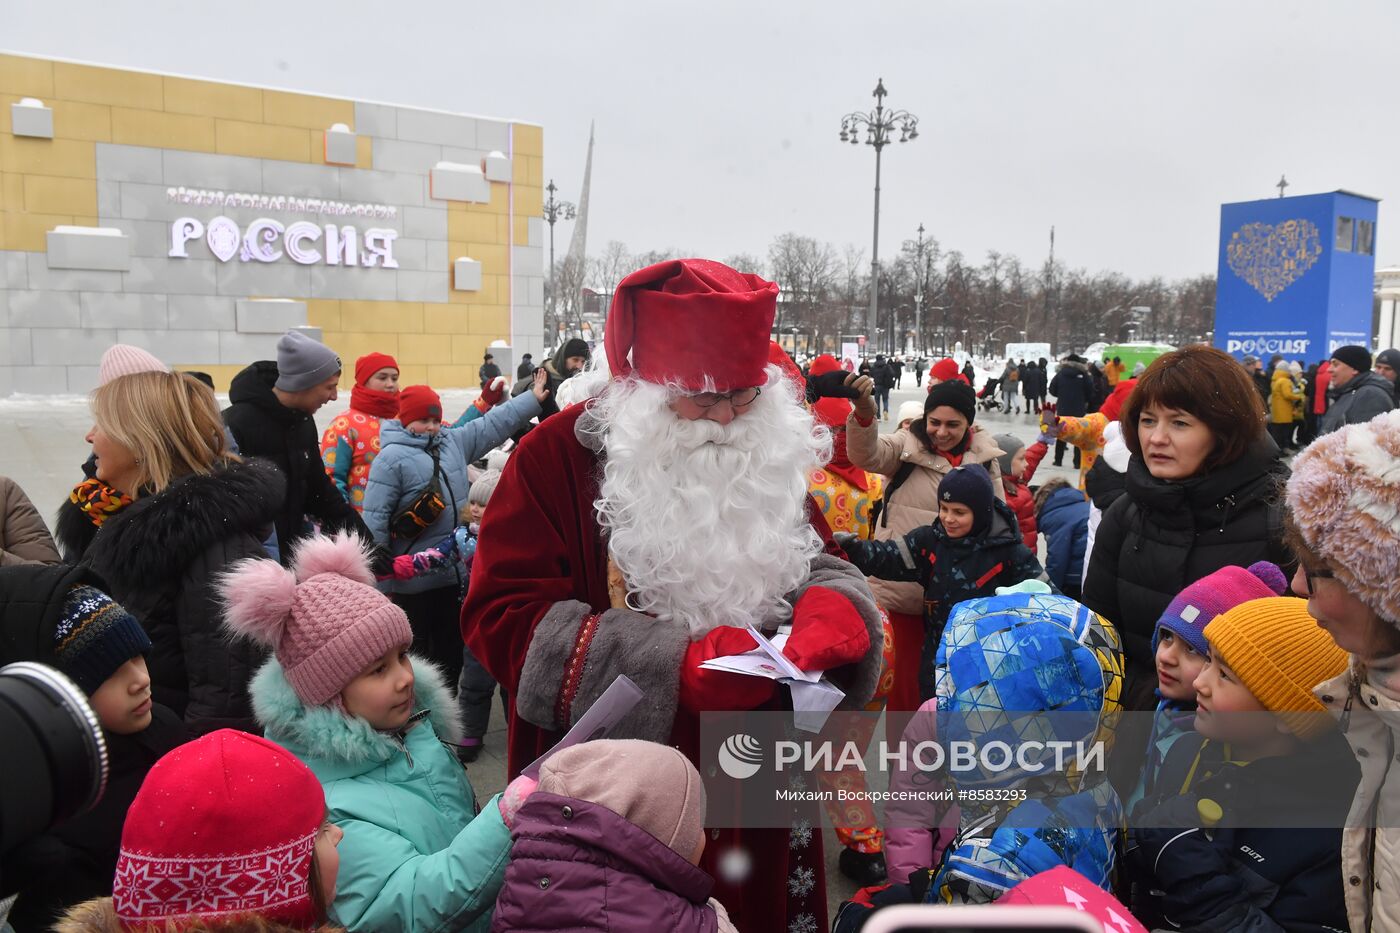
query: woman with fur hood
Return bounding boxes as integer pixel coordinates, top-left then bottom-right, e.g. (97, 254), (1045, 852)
(63, 370), (283, 734)
(222, 533), (533, 933)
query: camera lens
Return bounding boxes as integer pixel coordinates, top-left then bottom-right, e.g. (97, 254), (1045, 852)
(0, 662), (109, 859)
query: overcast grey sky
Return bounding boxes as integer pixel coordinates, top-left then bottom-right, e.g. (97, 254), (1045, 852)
(6, 0), (1397, 282)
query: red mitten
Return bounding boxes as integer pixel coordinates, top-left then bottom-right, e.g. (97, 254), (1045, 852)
(679, 626), (777, 714)
(480, 376), (507, 408)
(782, 586), (871, 672)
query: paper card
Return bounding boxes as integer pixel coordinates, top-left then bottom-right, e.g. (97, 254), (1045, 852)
(790, 678), (847, 732)
(520, 674), (644, 779)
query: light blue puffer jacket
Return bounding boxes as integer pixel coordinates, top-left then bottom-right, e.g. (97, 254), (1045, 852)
(362, 391), (540, 594)
(250, 656), (510, 933)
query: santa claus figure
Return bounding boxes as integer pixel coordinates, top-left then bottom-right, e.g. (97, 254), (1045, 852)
(463, 259), (885, 932)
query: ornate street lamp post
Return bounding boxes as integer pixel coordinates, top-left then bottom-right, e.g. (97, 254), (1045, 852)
(542, 178), (576, 335)
(840, 79), (918, 355)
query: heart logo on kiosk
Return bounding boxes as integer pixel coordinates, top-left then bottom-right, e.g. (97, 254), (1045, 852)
(1226, 218), (1323, 301)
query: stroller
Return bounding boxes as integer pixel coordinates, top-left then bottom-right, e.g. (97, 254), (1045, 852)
(977, 376), (1004, 412)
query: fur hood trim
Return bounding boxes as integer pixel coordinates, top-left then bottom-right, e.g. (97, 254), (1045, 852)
(54, 897), (343, 932)
(84, 457), (284, 585)
(251, 652), (463, 768)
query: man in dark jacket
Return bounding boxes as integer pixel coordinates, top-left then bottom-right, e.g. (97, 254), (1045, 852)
(1372, 347), (1400, 406)
(479, 352), (501, 388)
(1242, 355), (1270, 409)
(1319, 345), (1395, 435)
(516, 352), (535, 381)
(869, 354), (895, 420)
(1048, 355), (1093, 466)
(510, 336), (589, 426)
(222, 330), (375, 563)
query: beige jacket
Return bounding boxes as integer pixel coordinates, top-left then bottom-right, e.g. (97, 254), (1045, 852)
(844, 414), (1005, 615)
(1316, 666), (1400, 933)
(0, 474), (59, 566)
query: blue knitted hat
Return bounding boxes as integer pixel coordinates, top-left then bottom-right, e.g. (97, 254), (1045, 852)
(53, 584), (151, 694)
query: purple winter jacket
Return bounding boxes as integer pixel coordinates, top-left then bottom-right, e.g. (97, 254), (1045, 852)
(492, 793), (729, 933)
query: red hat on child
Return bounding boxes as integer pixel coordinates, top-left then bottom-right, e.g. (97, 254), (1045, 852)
(605, 259), (779, 392)
(113, 730), (326, 928)
(398, 385), (443, 424)
(808, 354), (842, 377)
(930, 358), (963, 384)
(354, 351), (398, 387)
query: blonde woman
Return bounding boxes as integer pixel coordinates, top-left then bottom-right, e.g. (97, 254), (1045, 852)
(76, 371), (284, 734)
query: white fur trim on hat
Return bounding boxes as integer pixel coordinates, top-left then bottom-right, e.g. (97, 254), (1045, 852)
(1286, 409), (1400, 623)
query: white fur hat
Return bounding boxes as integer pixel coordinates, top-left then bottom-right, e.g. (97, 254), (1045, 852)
(1286, 410), (1400, 623)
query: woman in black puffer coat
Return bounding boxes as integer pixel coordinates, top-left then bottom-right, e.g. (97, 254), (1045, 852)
(64, 370), (284, 735)
(1083, 346), (1291, 710)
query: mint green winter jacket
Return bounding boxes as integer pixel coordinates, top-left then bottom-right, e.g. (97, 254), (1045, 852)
(250, 655), (510, 933)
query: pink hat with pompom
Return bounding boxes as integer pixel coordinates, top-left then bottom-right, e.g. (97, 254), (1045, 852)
(220, 532), (412, 707)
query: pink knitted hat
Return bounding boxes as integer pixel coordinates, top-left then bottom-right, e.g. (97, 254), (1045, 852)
(220, 532), (412, 707)
(1154, 561), (1289, 657)
(538, 739), (705, 862)
(98, 344), (168, 385)
(1287, 409), (1400, 623)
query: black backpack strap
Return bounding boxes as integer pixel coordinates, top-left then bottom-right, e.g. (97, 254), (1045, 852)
(873, 461), (917, 530)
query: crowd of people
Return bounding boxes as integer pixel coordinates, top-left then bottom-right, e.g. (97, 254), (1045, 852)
(2, 257), (1400, 932)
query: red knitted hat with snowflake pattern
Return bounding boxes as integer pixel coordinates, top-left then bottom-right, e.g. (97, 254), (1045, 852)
(113, 730), (325, 928)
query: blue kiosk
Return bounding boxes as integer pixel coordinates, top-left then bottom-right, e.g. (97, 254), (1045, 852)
(1214, 190), (1378, 363)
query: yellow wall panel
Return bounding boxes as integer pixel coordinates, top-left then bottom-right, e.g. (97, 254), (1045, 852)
(181, 364), (243, 394)
(465, 242), (508, 272)
(262, 90), (354, 130)
(1, 174), (21, 211)
(323, 331), (400, 364)
(354, 134), (373, 169)
(471, 306), (512, 337)
(394, 363), (427, 386)
(3, 210), (72, 251)
(0, 54), (55, 98)
(306, 299), (342, 332)
(23, 174), (97, 216)
(163, 77), (263, 122)
(0, 136), (96, 178)
(49, 100), (113, 142)
(515, 185), (543, 218)
(425, 364), (476, 388)
(215, 119), (311, 162)
(423, 304), (472, 332)
(451, 333), (485, 364)
(340, 300), (424, 334)
(54, 62), (163, 109)
(513, 123), (543, 157)
(514, 154), (542, 188)
(397, 333), (456, 365)
(513, 216), (530, 246)
(447, 209), (497, 244)
(112, 107), (216, 151)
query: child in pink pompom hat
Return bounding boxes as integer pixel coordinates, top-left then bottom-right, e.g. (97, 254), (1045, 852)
(221, 532), (531, 933)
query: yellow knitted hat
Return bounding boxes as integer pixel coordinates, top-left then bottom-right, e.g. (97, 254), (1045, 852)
(1203, 597), (1349, 739)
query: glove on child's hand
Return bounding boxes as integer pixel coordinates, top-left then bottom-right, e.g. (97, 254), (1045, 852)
(391, 553), (418, 580)
(411, 548), (448, 573)
(498, 774), (538, 829)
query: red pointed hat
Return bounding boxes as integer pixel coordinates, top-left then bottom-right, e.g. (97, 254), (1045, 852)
(605, 258), (778, 392)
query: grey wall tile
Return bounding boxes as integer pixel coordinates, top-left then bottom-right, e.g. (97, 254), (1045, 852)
(353, 101), (397, 138)
(370, 138), (441, 175)
(162, 150), (263, 190)
(80, 292), (168, 329)
(9, 290), (80, 328)
(396, 108), (477, 148)
(31, 327), (118, 365)
(96, 143), (164, 184)
(124, 256), (218, 295)
(167, 295), (235, 330)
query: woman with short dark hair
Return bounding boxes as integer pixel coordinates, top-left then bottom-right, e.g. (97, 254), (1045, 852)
(1083, 345), (1291, 707)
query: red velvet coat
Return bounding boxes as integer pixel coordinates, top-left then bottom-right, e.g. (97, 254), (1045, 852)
(462, 403), (884, 933)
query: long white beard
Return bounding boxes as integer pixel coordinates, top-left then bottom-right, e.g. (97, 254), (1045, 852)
(590, 366), (830, 638)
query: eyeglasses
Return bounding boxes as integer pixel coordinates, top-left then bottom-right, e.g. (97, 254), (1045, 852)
(1303, 566), (1334, 595)
(689, 386), (762, 409)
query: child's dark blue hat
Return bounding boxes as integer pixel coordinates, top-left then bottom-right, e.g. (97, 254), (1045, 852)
(54, 584), (151, 695)
(938, 465), (994, 535)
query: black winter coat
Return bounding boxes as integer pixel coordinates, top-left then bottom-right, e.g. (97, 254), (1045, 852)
(1082, 437), (1290, 673)
(77, 459), (284, 734)
(223, 361), (373, 560)
(1048, 361), (1094, 416)
(1020, 362), (1044, 398)
(844, 499), (1050, 700)
(1083, 456), (1127, 513)
(1128, 728), (1359, 933)
(870, 360), (896, 390)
